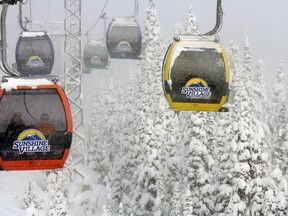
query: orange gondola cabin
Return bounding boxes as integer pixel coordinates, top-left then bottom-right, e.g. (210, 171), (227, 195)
(0, 76), (72, 171)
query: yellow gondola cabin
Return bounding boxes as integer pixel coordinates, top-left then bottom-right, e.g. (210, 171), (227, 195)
(162, 35), (231, 112)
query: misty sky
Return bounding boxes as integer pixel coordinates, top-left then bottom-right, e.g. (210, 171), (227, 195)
(2, 0), (288, 93)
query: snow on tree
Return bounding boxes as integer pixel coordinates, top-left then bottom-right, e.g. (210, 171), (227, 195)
(269, 168), (288, 214)
(269, 60), (288, 177)
(173, 3), (199, 36)
(262, 189), (276, 215)
(45, 170), (58, 195)
(127, 0), (169, 214)
(23, 180), (40, 209)
(269, 60), (286, 141)
(182, 113), (213, 215)
(48, 171), (69, 216)
(25, 202), (46, 216)
(87, 83), (110, 183)
(160, 112), (182, 215)
(172, 108), (214, 215)
(183, 3), (199, 34)
(88, 76), (125, 185)
(183, 185), (194, 216)
(24, 180), (46, 216)
(110, 67), (143, 206)
(252, 60), (268, 122)
(173, 23), (184, 36)
(170, 182), (182, 216)
(212, 39), (274, 215)
(118, 203), (124, 216)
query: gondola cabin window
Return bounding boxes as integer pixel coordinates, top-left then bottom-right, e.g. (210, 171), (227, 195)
(15, 31), (54, 76)
(109, 26), (140, 44)
(0, 89), (67, 161)
(169, 45), (226, 104)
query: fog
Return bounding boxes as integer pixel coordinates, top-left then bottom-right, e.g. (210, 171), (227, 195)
(2, 0), (288, 95)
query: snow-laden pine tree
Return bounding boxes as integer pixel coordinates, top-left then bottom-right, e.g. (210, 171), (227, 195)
(48, 171), (69, 216)
(173, 3), (199, 36)
(212, 42), (242, 208)
(162, 3), (201, 214)
(87, 83), (110, 184)
(24, 180), (46, 216)
(23, 180), (40, 210)
(252, 60), (268, 124)
(161, 112), (182, 215)
(170, 182), (182, 216)
(183, 185), (194, 216)
(180, 112), (213, 215)
(89, 76), (125, 185)
(183, 3), (199, 34)
(270, 168), (288, 214)
(173, 23), (184, 36)
(269, 60), (288, 177)
(213, 39), (273, 215)
(110, 67), (144, 206)
(128, 0), (170, 214)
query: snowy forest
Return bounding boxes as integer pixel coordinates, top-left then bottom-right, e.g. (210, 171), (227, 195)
(3, 0), (288, 215)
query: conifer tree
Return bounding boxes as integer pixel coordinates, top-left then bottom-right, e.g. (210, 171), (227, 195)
(173, 3), (199, 36)
(269, 60), (288, 175)
(110, 67), (142, 205)
(23, 181), (40, 209)
(183, 3), (199, 34)
(49, 171), (69, 216)
(183, 185), (194, 216)
(89, 76), (125, 185)
(170, 182), (182, 216)
(129, 0), (167, 214)
(24, 180), (45, 216)
(213, 39), (271, 215)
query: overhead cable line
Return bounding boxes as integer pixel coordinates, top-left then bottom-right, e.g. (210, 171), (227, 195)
(85, 0), (109, 36)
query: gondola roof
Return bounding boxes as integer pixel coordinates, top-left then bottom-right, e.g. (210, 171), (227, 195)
(109, 17), (140, 27)
(19, 31), (47, 37)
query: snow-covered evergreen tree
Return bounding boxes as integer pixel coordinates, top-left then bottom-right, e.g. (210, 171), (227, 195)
(128, 0), (168, 214)
(88, 76), (125, 185)
(173, 3), (199, 36)
(170, 182), (182, 216)
(269, 60), (288, 177)
(213, 39), (273, 215)
(23, 180), (40, 210)
(182, 113), (213, 215)
(24, 180), (45, 216)
(183, 185), (194, 216)
(183, 3), (199, 34)
(48, 171), (69, 216)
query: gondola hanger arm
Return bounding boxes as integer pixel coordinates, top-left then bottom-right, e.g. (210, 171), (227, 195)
(204, 0), (223, 35)
(18, 1), (29, 31)
(127, 0), (139, 18)
(0, 3), (21, 76)
(0, 0), (22, 5)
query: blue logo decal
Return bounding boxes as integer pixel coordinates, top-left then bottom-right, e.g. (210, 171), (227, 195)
(13, 129), (50, 154)
(181, 78), (212, 99)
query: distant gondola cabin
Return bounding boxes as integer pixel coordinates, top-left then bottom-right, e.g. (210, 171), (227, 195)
(106, 17), (142, 59)
(162, 35), (230, 112)
(15, 31), (54, 76)
(0, 77), (72, 171)
(83, 40), (109, 69)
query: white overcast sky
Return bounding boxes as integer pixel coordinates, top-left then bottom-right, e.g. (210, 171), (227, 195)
(3, 0), (288, 92)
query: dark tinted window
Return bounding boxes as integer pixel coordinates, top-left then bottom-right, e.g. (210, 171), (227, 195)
(0, 89), (67, 133)
(170, 46), (226, 103)
(85, 45), (108, 59)
(17, 37), (53, 60)
(109, 26), (140, 43)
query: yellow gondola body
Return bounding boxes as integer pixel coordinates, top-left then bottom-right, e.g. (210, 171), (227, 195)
(162, 35), (230, 112)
